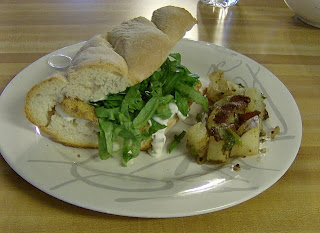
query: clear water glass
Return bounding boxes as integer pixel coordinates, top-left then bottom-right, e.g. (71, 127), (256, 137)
(200, 0), (239, 7)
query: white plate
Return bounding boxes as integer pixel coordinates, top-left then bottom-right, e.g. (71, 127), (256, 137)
(0, 39), (302, 218)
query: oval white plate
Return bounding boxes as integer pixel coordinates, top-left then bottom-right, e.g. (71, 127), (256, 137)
(0, 39), (302, 218)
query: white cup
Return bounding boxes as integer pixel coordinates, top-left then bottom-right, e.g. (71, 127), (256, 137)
(284, 0), (320, 28)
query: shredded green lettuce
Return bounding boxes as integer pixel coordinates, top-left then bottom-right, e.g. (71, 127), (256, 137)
(97, 119), (114, 160)
(90, 53), (208, 164)
(175, 82), (208, 112)
(132, 97), (159, 129)
(175, 91), (188, 116)
(168, 131), (186, 154)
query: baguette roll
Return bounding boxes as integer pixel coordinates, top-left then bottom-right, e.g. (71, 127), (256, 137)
(64, 34), (131, 102)
(107, 16), (173, 84)
(151, 6), (197, 43)
(24, 73), (67, 127)
(108, 6), (197, 84)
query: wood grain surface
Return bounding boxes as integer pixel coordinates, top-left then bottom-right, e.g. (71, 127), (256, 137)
(0, 0), (319, 232)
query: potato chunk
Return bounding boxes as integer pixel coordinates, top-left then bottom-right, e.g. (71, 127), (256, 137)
(207, 137), (228, 163)
(230, 126), (260, 157)
(206, 71), (243, 103)
(245, 88), (266, 122)
(186, 122), (209, 160)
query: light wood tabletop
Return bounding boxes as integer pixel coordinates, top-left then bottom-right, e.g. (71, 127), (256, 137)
(0, 0), (319, 232)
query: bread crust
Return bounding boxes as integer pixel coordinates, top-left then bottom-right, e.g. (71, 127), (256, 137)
(69, 35), (129, 77)
(40, 126), (99, 149)
(107, 16), (174, 84)
(24, 74), (67, 127)
(152, 6), (197, 43)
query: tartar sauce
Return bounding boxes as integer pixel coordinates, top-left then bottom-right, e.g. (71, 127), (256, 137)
(148, 102), (187, 157)
(55, 104), (89, 125)
(55, 104), (75, 122)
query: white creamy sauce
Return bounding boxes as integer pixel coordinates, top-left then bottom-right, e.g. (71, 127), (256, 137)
(55, 104), (89, 125)
(169, 102), (179, 116)
(152, 115), (170, 126)
(148, 102), (187, 157)
(55, 104), (75, 122)
(169, 102), (188, 121)
(149, 129), (166, 157)
(177, 111), (187, 121)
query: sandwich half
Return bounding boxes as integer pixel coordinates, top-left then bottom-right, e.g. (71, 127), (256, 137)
(24, 6), (207, 164)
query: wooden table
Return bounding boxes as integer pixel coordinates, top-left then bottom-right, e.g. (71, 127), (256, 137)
(1, 0), (319, 232)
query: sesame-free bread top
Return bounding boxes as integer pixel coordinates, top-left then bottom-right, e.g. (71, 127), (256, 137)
(107, 16), (173, 84)
(151, 6), (197, 43)
(107, 6), (197, 84)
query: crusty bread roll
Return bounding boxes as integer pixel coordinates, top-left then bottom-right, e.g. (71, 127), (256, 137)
(24, 6), (196, 149)
(40, 113), (99, 148)
(108, 7), (196, 84)
(64, 34), (132, 102)
(24, 73), (67, 127)
(152, 6), (197, 43)
(107, 17), (173, 84)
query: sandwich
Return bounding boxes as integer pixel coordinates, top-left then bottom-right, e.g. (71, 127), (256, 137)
(24, 6), (208, 164)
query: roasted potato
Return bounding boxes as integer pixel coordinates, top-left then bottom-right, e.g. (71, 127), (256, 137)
(245, 88), (266, 121)
(186, 71), (269, 164)
(206, 71), (243, 103)
(207, 137), (228, 163)
(230, 126), (260, 157)
(237, 115), (260, 136)
(206, 96), (232, 130)
(186, 122), (209, 160)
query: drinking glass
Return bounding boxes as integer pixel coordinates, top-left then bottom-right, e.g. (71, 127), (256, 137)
(200, 0), (239, 7)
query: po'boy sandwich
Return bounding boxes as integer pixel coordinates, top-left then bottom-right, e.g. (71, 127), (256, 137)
(24, 6), (208, 164)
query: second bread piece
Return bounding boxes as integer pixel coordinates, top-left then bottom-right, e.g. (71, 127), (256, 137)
(107, 17), (173, 84)
(151, 6), (197, 43)
(107, 6), (196, 84)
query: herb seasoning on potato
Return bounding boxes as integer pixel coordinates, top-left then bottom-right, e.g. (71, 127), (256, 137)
(187, 71), (270, 164)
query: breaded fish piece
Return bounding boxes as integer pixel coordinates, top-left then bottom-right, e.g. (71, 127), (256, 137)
(60, 98), (98, 124)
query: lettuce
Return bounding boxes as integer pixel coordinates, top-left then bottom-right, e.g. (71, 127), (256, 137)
(175, 91), (188, 116)
(97, 119), (114, 160)
(91, 53), (208, 164)
(169, 131), (186, 154)
(132, 97), (159, 129)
